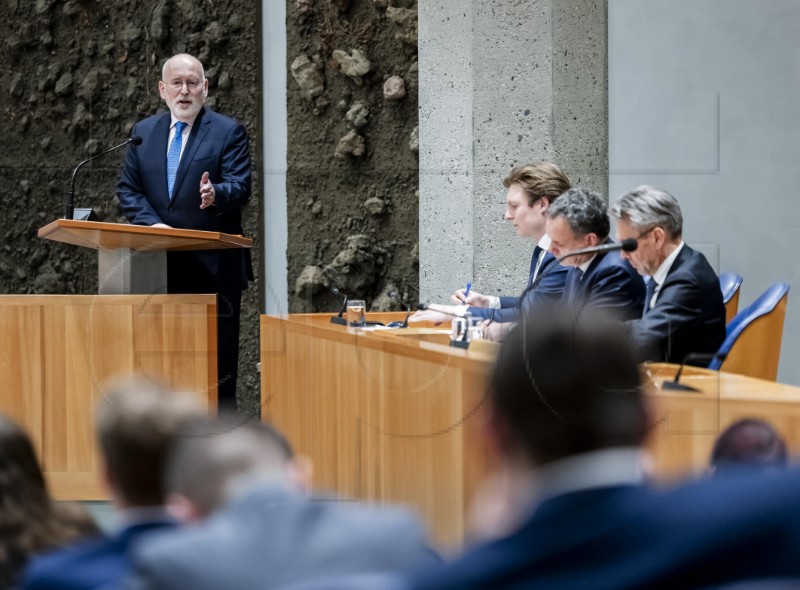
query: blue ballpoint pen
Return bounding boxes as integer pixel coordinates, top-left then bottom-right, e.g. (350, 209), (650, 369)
(462, 281), (472, 305)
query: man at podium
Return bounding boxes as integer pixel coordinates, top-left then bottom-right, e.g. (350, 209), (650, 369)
(117, 53), (252, 411)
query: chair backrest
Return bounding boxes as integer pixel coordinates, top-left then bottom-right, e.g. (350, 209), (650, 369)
(719, 272), (744, 324)
(708, 282), (790, 381)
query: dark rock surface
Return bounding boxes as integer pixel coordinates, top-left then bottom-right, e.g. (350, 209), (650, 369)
(287, 0), (419, 315)
(0, 1), (262, 417)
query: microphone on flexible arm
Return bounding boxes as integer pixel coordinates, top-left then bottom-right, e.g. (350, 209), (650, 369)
(661, 351), (728, 392)
(330, 286), (349, 326)
(64, 135), (143, 220)
(557, 238), (638, 263)
(416, 303), (466, 318)
(387, 291), (412, 328)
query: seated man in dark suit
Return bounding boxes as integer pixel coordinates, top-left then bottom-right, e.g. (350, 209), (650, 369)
(545, 187), (645, 320)
(121, 415), (438, 590)
(410, 162), (570, 340)
(21, 378), (203, 590)
(612, 185), (726, 363)
(406, 309), (800, 590)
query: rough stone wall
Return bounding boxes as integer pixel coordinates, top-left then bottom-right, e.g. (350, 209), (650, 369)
(286, 0), (419, 314)
(0, 0), (262, 417)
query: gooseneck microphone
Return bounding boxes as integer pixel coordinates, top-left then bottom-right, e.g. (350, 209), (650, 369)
(417, 303), (466, 319)
(330, 287), (349, 326)
(388, 291), (412, 328)
(64, 135), (143, 220)
(557, 238), (637, 263)
(661, 351), (728, 392)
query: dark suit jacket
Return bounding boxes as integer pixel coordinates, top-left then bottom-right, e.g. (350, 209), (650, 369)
(562, 245), (646, 321)
(408, 470), (800, 590)
(628, 245), (726, 364)
(122, 485), (438, 590)
(469, 250), (567, 323)
(117, 107), (252, 292)
(22, 520), (174, 590)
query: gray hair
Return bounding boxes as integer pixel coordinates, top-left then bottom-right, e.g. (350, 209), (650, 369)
(546, 187), (610, 239)
(611, 185), (683, 239)
(161, 54), (206, 81)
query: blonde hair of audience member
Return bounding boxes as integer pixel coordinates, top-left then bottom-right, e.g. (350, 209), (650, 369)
(95, 376), (204, 509)
(163, 415), (312, 522)
(0, 414), (98, 587)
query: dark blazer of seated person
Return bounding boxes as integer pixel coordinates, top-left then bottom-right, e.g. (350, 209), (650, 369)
(469, 248), (568, 323)
(562, 245), (646, 321)
(612, 185), (726, 365)
(628, 245), (726, 364)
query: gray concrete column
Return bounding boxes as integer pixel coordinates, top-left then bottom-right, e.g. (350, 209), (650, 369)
(419, 0), (608, 303)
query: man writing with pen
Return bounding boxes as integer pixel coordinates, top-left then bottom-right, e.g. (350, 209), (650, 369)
(410, 162), (571, 341)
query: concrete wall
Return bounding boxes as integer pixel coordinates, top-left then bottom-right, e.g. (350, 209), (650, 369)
(609, 0), (800, 384)
(419, 0), (608, 303)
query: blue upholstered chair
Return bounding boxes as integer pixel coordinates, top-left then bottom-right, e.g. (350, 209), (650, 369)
(708, 282), (790, 381)
(719, 273), (743, 324)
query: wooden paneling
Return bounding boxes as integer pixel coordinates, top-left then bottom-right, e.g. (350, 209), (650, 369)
(261, 314), (492, 547)
(261, 316), (800, 547)
(0, 295), (217, 500)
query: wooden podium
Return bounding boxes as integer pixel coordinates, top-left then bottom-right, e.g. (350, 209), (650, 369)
(0, 221), (251, 500)
(38, 219), (252, 294)
(261, 313), (800, 548)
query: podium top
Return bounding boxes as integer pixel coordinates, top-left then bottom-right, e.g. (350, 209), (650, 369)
(38, 219), (253, 252)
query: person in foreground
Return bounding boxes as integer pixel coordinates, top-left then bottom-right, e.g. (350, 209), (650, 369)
(545, 187), (645, 319)
(710, 417), (788, 477)
(612, 185), (726, 364)
(405, 308), (800, 590)
(121, 415), (439, 590)
(117, 53), (252, 411)
(21, 377), (203, 590)
(409, 162), (569, 341)
(0, 414), (97, 588)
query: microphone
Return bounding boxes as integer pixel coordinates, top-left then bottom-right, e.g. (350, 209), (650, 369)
(330, 286), (349, 326)
(557, 238), (637, 263)
(64, 135), (143, 220)
(661, 351), (728, 392)
(387, 291), (411, 328)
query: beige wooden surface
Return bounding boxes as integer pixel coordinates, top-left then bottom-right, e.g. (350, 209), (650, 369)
(261, 314), (800, 545)
(38, 219), (252, 252)
(261, 312), (494, 547)
(0, 295), (217, 499)
(646, 362), (800, 479)
(725, 288), (740, 324)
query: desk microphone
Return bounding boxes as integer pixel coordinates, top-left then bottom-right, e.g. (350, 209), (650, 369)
(330, 287), (348, 326)
(64, 135), (143, 220)
(662, 352), (728, 392)
(557, 238), (637, 263)
(388, 291), (411, 328)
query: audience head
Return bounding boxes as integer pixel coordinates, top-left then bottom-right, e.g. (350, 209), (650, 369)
(545, 187), (610, 266)
(164, 415), (303, 520)
(0, 414), (97, 586)
(95, 376), (203, 509)
(612, 185), (684, 276)
(489, 308), (649, 469)
(710, 418), (788, 477)
(159, 53), (208, 123)
(502, 162), (571, 240)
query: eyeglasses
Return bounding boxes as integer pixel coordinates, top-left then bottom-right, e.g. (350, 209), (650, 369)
(636, 226), (657, 241)
(166, 79), (203, 91)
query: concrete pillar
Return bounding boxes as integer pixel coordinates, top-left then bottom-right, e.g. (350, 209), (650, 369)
(418, 0), (608, 302)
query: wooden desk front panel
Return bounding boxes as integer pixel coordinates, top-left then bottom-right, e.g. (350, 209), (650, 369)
(261, 315), (492, 547)
(0, 295), (217, 499)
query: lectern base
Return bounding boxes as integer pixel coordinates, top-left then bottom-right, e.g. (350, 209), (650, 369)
(98, 248), (167, 294)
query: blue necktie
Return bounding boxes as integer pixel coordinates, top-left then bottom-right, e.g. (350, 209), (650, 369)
(644, 278), (658, 317)
(167, 121), (187, 200)
(566, 268), (584, 303)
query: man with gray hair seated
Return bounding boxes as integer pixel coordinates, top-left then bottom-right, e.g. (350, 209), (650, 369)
(612, 185), (725, 364)
(122, 416), (438, 590)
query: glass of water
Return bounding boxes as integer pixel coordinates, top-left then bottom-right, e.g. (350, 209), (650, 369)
(347, 300), (366, 327)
